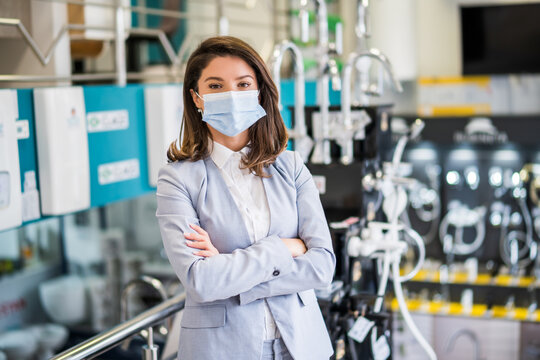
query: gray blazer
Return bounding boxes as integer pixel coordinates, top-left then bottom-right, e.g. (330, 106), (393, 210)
(156, 150), (336, 360)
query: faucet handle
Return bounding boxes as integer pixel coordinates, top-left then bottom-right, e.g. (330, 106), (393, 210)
(335, 22), (343, 56)
(299, 7), (310, 43)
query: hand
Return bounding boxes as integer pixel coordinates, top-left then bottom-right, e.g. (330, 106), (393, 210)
(281, 238), (307, 258)
(184, 224), (220, 257)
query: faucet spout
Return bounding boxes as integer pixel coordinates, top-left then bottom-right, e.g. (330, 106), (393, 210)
(268, 40), (313, 162)
(446, 329), (483, 360)
(355, 48), (403, 93)
(120, 275), (170, 351)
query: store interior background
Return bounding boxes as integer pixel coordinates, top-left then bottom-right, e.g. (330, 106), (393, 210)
(1, 0), (540, 359)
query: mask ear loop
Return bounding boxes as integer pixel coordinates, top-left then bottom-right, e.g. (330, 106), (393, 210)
(194, 91), (204, 115)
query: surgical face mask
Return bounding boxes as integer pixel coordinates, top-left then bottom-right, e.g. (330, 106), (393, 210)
(196, 90), (266, 137)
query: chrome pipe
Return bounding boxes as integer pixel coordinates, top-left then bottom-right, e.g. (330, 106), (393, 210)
(51, 292), (185, 360)
(354, 49), (403, 94)
(446, 329), (483, 360)
(340, 49), (402, 164)
(36, 0), (214, 22)
(268, 40), (313, 162)
(115, 1), (127, 86)
(269, 40), (306, 137)
(129, 28), (178, 65)
(300, 0), (332, 165)
(0, 72), (182, 83)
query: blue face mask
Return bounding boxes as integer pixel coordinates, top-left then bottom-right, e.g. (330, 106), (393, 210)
(196, 90), (266, 137)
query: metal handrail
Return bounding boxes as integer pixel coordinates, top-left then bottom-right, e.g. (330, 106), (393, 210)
(51, 292), (186, 360)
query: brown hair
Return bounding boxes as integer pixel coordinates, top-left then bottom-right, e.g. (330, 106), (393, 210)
(167, 36), (288, 177)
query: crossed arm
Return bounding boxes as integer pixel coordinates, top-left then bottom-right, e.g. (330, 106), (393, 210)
(156, 152), (335, 304)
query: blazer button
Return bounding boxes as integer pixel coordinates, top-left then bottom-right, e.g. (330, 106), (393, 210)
(272, 270), (280, 276)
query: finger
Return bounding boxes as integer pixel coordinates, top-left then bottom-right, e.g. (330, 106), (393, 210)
(184, 232), (207, 242)
(185, 240), (210, 250)
(193, 250), (215, 257)
(189, 224), (208, 236)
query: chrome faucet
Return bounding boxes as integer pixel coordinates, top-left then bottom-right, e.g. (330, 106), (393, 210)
(446, 329), (484, 360)
(268, 40), (313, 162)
(339, 49), (402, 164)
(356, 0), (370, 50)
(121, 275), (170, 360)
(300, 0), (342, 164)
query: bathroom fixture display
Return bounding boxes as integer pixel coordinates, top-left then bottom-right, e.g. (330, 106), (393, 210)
(39, 275), (88, 325)
(0, 90), (23, 231)
(28, 324), (69, 360)
(121, 275), (170, 360)
(33, 86), (90, 215)
(349, 119), (437, 360)
(439, 201), (486, 256)
(268, 40), (313, 162)
(144, 85), (183, 187)
(0, 329), (38, 360)
(299, 0), (342, 165)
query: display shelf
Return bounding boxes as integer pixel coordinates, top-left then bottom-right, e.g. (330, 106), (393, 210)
(402, 268), (539, 289)
(389, 298), (540, 322)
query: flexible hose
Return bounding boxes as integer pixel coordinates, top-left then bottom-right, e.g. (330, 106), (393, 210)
(392, 260), (438, 360)
(439, 208), (485, 256)
(398, 226), (426, 282)
(500, 193), (535, 268)
(374, 252), (391, 313)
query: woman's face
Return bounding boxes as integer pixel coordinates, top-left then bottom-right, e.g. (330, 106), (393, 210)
(191, 55), (259, 113)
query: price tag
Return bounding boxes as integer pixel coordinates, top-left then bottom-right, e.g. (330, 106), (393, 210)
(347, 316), (374, 343)
(373, 336), (391, 360)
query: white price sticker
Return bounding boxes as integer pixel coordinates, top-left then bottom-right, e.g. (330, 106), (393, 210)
(347, 316), (374, 343)
(373, 336), (391, 360)
(312, 175), (326, 195)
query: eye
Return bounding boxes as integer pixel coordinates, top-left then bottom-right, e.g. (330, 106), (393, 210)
(238, 81), (251, 88)
(208, 83), (222, 90)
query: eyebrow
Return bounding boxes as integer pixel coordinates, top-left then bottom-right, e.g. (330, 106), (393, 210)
(204, 75), (254, 82)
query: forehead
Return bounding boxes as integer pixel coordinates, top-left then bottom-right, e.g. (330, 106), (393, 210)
(200, 56), (256, 79)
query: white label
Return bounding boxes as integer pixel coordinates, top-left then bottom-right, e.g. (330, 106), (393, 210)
(373, 336), (391, 360)
(22, 189), (41, 222)
(98, 158), (140, 185)
(23, 171), (37, 191)
(348, 316), (374, 343)
(0, 172), (10, 208)
(16, 120), (30, 140)
(312, 175), (326, 195)
(87, 110), (129, 133)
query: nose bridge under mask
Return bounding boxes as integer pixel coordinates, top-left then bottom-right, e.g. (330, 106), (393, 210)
(194, 89), (266, 137)
(199, 90), (260, 114)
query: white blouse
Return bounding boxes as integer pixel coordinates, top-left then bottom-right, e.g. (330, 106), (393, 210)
(210, 141), (280, 340)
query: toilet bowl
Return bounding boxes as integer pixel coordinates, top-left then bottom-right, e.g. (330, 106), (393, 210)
(0, 329), (37, 360)
(39, 275), (88, 325)
(28, 324), (68, 360)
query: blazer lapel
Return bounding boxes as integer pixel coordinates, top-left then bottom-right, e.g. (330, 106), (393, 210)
(261, 164), (278, 236)
(203, 157), (252, 251)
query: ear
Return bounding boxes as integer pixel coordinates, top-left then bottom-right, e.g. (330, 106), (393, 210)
(190, 89), (203, 111)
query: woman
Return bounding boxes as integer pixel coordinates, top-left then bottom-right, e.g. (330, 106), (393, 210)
(156, 36), (335, 360)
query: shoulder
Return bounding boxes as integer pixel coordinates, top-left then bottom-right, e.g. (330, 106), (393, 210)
(157, 158), (207, 189)
(271, 150), (307, 185)
(273, 150), (302, 174)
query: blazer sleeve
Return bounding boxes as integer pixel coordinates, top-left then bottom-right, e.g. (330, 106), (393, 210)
(156, 163), (295, 304)
(238, 152), (336, 305)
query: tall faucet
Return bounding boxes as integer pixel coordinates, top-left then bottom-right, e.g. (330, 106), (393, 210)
(356, 0), (370, 50)
(446, 329), (484, 360)
(339, 49), (402, 164)
(300, 0), (342, 164)
(121, 275), (170, 359)
(268, 40), (313, 162)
